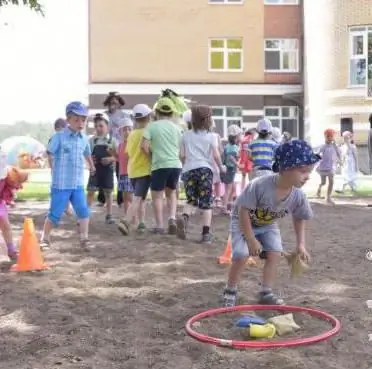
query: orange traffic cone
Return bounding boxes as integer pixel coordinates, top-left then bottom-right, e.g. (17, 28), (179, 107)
(11, 217), (49, 272)
(217, 235), (260, 266)
(217, 235), (232, 264)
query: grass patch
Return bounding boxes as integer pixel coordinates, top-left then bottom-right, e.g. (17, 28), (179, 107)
(16, 180), (372, 202)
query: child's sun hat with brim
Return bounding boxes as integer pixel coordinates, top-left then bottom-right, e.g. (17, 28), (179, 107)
(155, 97), (177, 114)
(272, 139), (321, 173)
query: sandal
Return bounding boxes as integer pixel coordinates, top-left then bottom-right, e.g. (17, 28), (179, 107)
(259, 291), (284, 305)
(7, 251), (18, 262)
(118, 219), (130, 235)
(149, 227), (165, 235)
(40, 239), (51, 250)
(176, 217), (187, 240)
(80, 239), (94, 250)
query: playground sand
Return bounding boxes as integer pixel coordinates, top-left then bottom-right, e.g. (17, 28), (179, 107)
(0, 199), (370, 369)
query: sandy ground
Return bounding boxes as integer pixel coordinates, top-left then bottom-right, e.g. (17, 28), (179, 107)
(0, 199), (371, 369)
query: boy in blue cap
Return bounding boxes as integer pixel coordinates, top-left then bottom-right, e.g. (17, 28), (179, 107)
(41, 101), (95, 249)
(223, 140), (320, 307)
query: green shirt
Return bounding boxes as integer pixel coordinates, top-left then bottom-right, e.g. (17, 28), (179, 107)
(143, 119), (182, 171)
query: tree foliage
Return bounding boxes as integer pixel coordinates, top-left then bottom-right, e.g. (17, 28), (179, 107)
(0, 0), (43, 14)
(0, 121), (53, 146)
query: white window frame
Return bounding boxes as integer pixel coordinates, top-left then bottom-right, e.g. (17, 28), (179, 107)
(348, 26), (371, 88)
(264, 39), (299, 73)
(208, 38), (243, 72)
(263, 106), (299, 138)
(208, 0), (244, 3)
(212, 106), (243, 139)
(264, 0), (299, 4)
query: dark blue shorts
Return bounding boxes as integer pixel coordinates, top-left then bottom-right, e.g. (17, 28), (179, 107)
(131, 175), (151, 199)
(220, 168), (236, 185)
(150, 168), (181, 191)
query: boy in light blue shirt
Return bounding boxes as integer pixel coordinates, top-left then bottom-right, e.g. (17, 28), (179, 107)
(41, 102), (95, 249)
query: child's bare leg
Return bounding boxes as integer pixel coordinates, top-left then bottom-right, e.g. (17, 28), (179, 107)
(241, 173), (247, 190)
(78, 217), (89, 241)
(327, 175), (335, 203)
(41, 218), (54, 245)
(0, 214), (16, 259)
(259, 251), (283, 304)
(65, 202), (73, 215)
(123, 192), (133, 217)
(316, 175), (326, 197)
(104, 190), (114, 224)
(138, 198), (146, 224)
(224, 258), (247, 306)
(223, 183), (233, 211)
(87, 190), (95, 207)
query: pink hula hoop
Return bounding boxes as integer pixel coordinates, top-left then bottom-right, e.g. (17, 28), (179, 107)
(185, 305), (341, 349)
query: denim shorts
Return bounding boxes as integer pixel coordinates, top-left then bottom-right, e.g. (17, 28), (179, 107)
(231, 224), (282, 260)
(118, 175), (134, 193)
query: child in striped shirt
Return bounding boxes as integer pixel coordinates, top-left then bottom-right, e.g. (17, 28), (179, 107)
(249, 119), (278, 179)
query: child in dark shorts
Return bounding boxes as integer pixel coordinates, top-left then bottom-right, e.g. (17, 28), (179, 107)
(221, 124), (241, 215)
(86, 113), (116, 224)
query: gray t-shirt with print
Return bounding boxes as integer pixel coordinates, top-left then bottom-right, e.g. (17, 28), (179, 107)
(230, 174), (313, 232)
(182, 130), (218, 173)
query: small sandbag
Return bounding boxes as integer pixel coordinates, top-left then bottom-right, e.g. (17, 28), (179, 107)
(267, 313), (301, 336)
(283, 251), (309, 278)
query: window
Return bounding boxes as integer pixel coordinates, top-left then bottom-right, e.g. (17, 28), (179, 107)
(264, 106), (299, 138)
(264, 0), (299, 4)
(265, 39), (299, 72)
(209, 38), (243, 72)
(209, 0), (243, 3)
(212, 107), (242, 139)
(348, 26), (372, 87)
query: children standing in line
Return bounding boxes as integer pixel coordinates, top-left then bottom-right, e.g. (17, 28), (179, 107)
(141, 97), (182, 234)
(116, 118), (134, 218)
(118, 104), (152, 235)
(316, 129), (341, 204)
(41, 102), (95, 249)
(239, 130), (254, 189)
(223, 140), (317, 307)
(177, 105), (226, 243)
(249, 119), (278, 179)
(220, 124), (241, 215)
(86, 113), (116, 224)
(337, 131), (358, 193)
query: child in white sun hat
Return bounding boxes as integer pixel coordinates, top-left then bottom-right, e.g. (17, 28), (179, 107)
(249, 118), (278, 178)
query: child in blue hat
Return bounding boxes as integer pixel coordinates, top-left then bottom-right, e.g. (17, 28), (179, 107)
(223, 140), (320, 307)
(40, 102), (95, 249)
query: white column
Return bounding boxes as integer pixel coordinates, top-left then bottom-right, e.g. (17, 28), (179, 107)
(303, 0), (334, 148)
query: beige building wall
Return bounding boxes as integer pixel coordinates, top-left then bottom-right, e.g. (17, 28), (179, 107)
(89, 0), (265, 84)
(326, 0), (372, 144)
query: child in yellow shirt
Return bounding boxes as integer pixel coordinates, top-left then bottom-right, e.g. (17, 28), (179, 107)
(118, 104), (152, 235)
